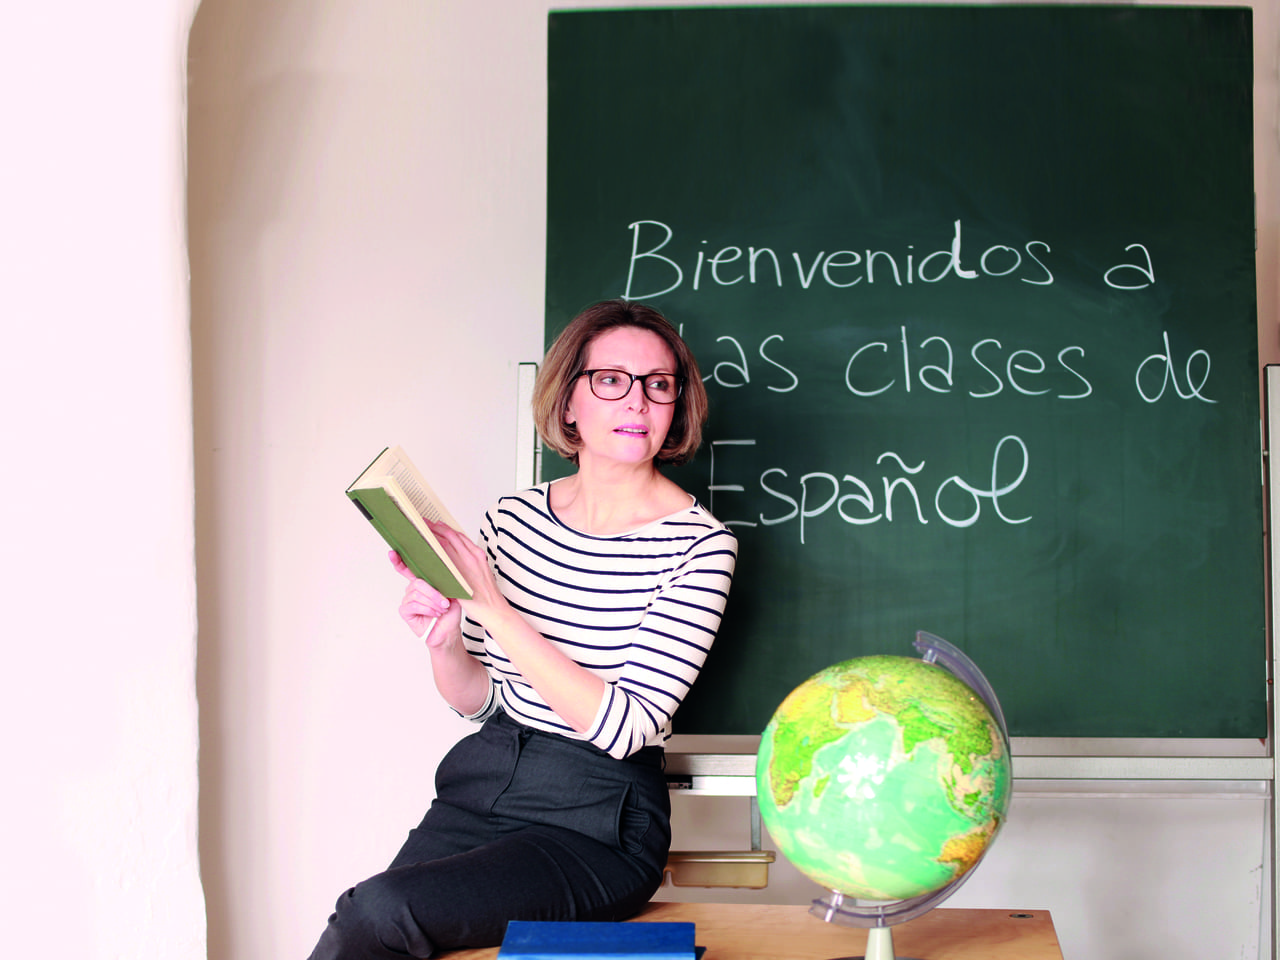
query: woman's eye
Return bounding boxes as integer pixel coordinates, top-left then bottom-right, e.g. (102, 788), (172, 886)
(647, 377), (671, 391)
(597, 373), (621, 385)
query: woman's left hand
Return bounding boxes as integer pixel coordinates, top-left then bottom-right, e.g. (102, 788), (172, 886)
(427, 518), (606, 733)
(426, 519), (509, 625)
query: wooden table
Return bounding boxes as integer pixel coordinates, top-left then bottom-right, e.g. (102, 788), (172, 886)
(440, 901), (1063, 959)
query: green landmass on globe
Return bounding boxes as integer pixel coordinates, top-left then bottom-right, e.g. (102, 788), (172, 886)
(756, 655), (1011, 902)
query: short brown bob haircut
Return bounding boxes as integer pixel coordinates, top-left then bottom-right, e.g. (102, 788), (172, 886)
(534, 299), (709, 467)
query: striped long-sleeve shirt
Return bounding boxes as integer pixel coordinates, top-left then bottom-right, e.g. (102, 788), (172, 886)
(459, 483), (737, 760)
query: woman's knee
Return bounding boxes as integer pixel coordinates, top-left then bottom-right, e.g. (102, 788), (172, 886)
(310, 872), (437, 960)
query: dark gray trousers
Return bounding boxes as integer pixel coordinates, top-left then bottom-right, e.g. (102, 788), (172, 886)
(307, 711), (671, 958)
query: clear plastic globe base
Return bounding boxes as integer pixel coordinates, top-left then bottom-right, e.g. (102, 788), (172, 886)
(807, 631), (1011, 960)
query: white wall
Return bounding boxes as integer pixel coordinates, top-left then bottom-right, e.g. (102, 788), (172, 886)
(187, 2), (1280, 959)
(0, 3), (206, 959)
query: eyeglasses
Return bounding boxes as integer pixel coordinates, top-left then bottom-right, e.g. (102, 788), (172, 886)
(579, 369), (684, 404)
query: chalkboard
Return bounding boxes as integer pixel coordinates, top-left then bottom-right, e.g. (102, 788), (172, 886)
(544, 6), (1265, 738)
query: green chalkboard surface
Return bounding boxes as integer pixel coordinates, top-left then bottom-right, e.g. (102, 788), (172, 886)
(544, 6), (1265, 738)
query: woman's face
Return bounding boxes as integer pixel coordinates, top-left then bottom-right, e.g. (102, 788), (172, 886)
(565, 325), (679, 469)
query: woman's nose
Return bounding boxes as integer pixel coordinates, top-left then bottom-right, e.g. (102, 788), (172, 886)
(624, 380), (649, 409)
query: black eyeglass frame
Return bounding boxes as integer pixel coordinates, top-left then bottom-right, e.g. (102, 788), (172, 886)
(578, 369), (686, 404)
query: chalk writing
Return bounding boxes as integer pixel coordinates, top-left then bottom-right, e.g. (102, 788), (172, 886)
(624, 219), (1055, 299)
(842, 327), (1093, 399)
(703, 334), (801, 392)
(1135, 331), (1216, 403)
(661, 221), (1223, 546)
(709, 436), (1032, 543)
(1104, 244), (1156, 290)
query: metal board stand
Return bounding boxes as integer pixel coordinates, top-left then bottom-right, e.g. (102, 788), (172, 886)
(1265, 364), (1280, 960)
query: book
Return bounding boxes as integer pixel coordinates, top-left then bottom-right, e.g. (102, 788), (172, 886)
(497, 921), (697, 959)
(345, 446), (473, 599)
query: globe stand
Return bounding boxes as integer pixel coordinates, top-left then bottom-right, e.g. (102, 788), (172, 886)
(814, 896), (916, 960)
(804, 631), (1012, 960)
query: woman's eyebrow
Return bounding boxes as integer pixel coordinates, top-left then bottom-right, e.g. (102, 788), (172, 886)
(592, 364), (677, 373)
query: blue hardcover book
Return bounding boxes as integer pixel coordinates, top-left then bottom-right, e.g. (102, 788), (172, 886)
(497, 921), (696, 959)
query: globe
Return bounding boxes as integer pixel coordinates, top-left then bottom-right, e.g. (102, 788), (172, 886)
(756, 652), (1011, 905)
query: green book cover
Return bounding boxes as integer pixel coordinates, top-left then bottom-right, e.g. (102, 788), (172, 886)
(346, 447), (473, 599)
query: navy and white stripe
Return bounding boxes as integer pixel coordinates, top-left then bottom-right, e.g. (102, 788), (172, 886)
(459, 483), (737, 760)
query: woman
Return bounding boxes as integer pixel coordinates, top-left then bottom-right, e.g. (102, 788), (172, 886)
(309, 299), (737, 958)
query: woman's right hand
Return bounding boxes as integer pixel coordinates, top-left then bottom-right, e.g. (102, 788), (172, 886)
(390, 551), (463, 649)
